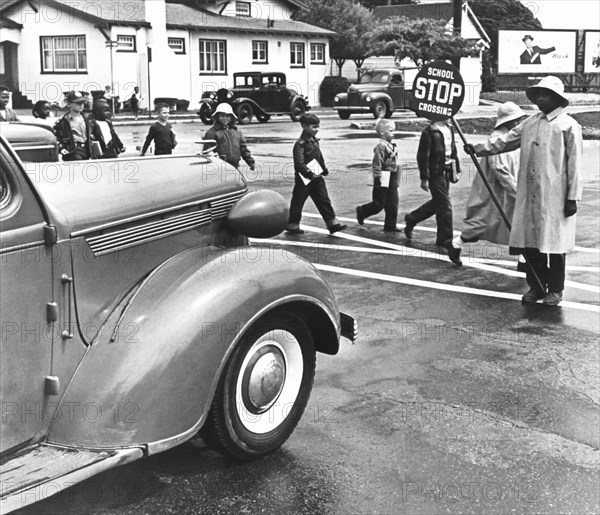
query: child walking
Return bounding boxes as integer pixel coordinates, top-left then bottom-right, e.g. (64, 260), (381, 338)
(356, 118), (401, 231)
(140, 103), (177, 156)
(203, 103), (255, 170)
(286, 114), (346, 235)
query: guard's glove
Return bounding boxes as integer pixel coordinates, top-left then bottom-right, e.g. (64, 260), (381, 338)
(463, 143), (476, 155)
(249, 163), (255, 171)
(564, 199), (577, 217)
(321, 168), (329, 177)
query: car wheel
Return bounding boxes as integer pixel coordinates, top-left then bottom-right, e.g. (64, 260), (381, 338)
(338, 111), (351, 120)
(235, 102), (254, 124)
(199, 104), (213, 125)
(200, 311), (316, 461)
(384, 109), (393, 119)
(372, 100), (387, 119)
(256, 112), (271, 123)
(289, 100), (306, 122)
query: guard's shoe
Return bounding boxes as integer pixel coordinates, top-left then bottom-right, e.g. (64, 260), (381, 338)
(521, 288), (545, 303)
(543, 291), (563, 306)
(383, 227), (402, 232)
(285, 228), (305, 235)
(328, 223), (347, 234)
(356, 207), (365, 225)
(404, 215), (415, 239)
(445, 242), (462, 266)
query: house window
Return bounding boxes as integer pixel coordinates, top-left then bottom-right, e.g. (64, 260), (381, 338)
(310, 43), (326, 64)
(290, 42), (304, 67)
(168, 37), (186, 54)
(199, 39), (226, 74)
(236, 2), (251, 16)
(41, 35), (87, 73)
(116, 35), (136, 52)
(252, 41), (268, 64)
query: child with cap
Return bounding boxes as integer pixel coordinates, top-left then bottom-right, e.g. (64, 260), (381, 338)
(447, 102), (527, 266)
(286, 113), (346, 235)
(140, 102), (177, 156)
(54, 91), (93, 161)
(356, 118), (401, 232)
(202, 103), (255, 170)
(468, 76), (582, 306)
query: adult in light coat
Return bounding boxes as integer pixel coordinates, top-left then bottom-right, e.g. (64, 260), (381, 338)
(448, 102), (527, 262)
(469, 76), (583, 307)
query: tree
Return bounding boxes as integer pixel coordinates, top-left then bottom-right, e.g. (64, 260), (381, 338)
(365, 16), (476, 68)
(295, 0), (375, 75)
(468, 0), (542, 90)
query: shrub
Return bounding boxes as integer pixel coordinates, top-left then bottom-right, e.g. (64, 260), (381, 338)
(319, 76), (351, 107)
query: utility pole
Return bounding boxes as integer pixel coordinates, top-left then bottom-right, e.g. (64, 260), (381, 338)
(453, 0), (463, 70)
(105, 39), (117, 119)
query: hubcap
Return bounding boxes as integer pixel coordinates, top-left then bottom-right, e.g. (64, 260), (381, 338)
(235, 330), (304, 434)
(245, 346), (286, 412)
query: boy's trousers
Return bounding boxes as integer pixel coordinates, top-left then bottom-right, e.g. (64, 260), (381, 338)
(288, 175), (336, 226)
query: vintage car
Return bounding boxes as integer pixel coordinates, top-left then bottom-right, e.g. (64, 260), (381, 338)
(333, 68), (414, 119)
(0, 124), (356, 512)
(198, 72), (310, 124)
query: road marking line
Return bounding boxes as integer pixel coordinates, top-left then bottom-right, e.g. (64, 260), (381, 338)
(265, 226), (599, 293)
(303, 212), (600, 255)
(314, 263), (600, 313)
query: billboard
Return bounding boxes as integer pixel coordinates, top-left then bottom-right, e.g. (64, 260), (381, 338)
(583, 31), (600, 74)
(498, 30), (577, 74)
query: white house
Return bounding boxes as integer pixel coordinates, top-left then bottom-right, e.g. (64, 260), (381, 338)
(0, 0), (335, 110)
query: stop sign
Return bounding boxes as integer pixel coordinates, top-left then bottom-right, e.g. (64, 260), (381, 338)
(409, 61), (465, 121)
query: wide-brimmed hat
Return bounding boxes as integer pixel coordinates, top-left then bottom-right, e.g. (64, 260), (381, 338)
(494, 101), (526, 129)
(525, 75), (569, 107)
(211, 103), (237, 120)
(66, 91), (86, 104)
(522, 35), (533, 42)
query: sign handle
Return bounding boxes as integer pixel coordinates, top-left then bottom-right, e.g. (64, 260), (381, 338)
(451, 116), (546, 295)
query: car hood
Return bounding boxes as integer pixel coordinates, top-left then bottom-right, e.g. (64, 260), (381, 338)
(28, 155), (246, 237)
(348, 84), (387, 94)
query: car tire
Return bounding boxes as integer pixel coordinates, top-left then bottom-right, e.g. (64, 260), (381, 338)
(200, 310), (316, 461)
(289, 99), (306, 122)
(199, 104), (213, 125)
(235, 102), (254, 124)
(257, 112), (271, 123)
(384, 109), (393, 119)
(338, 111), (351, 120)
(372, 100), (388, 119)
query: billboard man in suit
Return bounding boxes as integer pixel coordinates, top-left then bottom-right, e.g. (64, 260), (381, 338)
(520, 35), (555, 64)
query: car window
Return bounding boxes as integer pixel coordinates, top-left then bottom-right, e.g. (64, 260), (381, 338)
(390, 75), (403, 86)
(360, 72), (389, 84)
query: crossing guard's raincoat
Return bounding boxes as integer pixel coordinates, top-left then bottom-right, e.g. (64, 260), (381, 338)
(473, 106), (583, 254)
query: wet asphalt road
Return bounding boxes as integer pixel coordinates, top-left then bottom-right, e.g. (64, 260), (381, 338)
(18, 110), (600, 514)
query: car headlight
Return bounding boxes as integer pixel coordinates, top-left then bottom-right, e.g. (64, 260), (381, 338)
(227, 91), (233, 99)
(208, 91), (216, 99)
(334, 96), (339, 103)
(365, 95), (371, 102)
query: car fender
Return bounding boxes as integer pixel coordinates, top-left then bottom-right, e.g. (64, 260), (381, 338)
(334, 92), (348, 108)
(197, 98), (215, 114)
(47, 246), (341, 450)
(231, 97), (268, 117)
(289, 94), (308, 108)
(365, 91), (393, 109)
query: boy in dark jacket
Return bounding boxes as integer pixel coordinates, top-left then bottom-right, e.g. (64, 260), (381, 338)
(286, 114), (346, 235)
(140, 103), (177, 156)
(404, 119), (461, 261)
(89, 99), (125, 159)
(54, 91), (93, 161)
(203, 103), (255, 170)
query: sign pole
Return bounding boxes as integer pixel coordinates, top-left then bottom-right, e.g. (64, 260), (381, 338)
(451, 116), (546, 294)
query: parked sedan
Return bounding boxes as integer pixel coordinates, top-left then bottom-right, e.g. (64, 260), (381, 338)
(198, 72), (310, 124)
(0, 124), (356, 513)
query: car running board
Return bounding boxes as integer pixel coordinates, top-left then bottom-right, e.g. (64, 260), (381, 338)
(0, 442), (143, 513)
